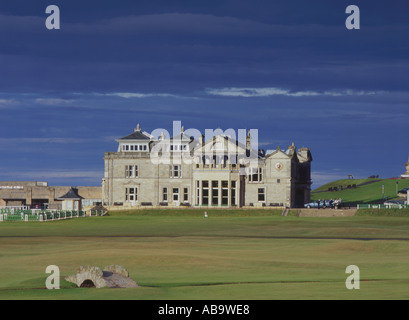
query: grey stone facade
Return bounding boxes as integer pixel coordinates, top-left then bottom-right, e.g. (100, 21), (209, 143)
(103, 125), (312, 208)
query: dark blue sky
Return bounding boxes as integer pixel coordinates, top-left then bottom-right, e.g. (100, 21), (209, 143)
(0, 0), (408, 187)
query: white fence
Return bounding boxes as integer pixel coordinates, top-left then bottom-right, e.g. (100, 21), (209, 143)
(357, 204), (409, 209)
(0, 209), (105, 222)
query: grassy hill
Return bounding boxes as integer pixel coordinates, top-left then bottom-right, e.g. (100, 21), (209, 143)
(311, 178), (409, 205)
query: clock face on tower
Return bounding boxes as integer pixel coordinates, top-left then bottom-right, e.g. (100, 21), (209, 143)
(275, 162), (283, 170)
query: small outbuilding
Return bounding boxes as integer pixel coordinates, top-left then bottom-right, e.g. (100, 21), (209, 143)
(57, 187), (83, 211)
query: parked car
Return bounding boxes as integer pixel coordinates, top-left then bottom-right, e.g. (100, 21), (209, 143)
(384, 199), (406, 205)
(304, 199), (342, 209)
(304, 200), (329, 209)
(304, 201), (318, 208)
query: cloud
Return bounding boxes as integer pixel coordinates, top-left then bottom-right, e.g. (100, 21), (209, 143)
(205, 87), (380, 98)
(0, 99), (18, 108)
(64, 13), (287, 37)
(35, 98), (75, 106)
(0, 169), (103, 181)
(86, 92), (201, 101)
(0, 14), (43, 33)
(100, 92), (179, 99)
(0, 137), (93, 144)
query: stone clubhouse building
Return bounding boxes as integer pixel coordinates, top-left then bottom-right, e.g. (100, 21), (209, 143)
(102, 124), (312, 209)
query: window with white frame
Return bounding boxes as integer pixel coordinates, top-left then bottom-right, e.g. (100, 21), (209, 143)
(196, 181), (200, 205)
(183, 187), (189, 202)
(121, 144), (148, 152)
(231, 181), (237, 206)
(125, 187), (138, 202)
(212, 180), (218, 205)
(163, 187), (168, 202)
(258, 188), (265, 202)
(173, 188), (179, 202)
(222, 181), (229, 205)
(125, 165), (138, 178)
(202, 180), (209, 205)
(248, 168), (263, 183)
(169, 165), (182, 178)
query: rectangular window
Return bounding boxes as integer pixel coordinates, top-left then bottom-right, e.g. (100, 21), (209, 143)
(173, 188), (179, 202)
(125, 165), (138, 178)
(252, 169), (258, 182)
(125, 187), (138, 202)
(169, 165), (181, 178)
(248, 168), (262, 183)
(183, 188), (189, 202)
(130, 145), (134, 151)
(222, 181), (228, 205)
(202, 180), (209, 205)
(258, 188), (265, 202)
(231, 181), (237, 206)
(163, 187), (168, 202)
(196, 181), (200, 205)
(125, 165), (132, 178)
(212, 181), (219, 206)
(277, 179), (281, 184)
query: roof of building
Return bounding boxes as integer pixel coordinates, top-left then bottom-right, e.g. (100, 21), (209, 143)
(119, 131), (151, 140)
(117, 124), (153, 141)
(170, 132), (194, 142)
(57, 188), (83, 200)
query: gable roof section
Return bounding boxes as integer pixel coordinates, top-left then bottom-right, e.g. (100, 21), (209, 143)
(265, 147), (292, 159)
(193, 134), (261, 160)
(194, 135), (246, 154)
(170, 132), (193, 142)
(118, 130), (152, 140)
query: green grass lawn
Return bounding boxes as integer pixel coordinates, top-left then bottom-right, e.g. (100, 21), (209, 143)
(0, 211), (408, 300)
(311, 179), (409, 205)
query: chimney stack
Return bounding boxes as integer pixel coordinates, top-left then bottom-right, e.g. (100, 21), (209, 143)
(246, 130), (251, 151)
